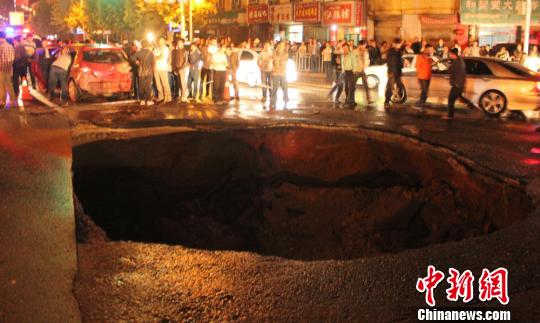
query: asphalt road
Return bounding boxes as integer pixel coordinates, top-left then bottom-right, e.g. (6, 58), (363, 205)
(2, 81), (540, 322)
(0, 110), (80, 323)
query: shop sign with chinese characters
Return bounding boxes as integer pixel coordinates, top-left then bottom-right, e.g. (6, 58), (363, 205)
(322, 1), (356, 25)
(461, 0), (540, 24)
(270, 4), (293, 24)
(294, 3), (321, 23)
(248, 4), (269, 24)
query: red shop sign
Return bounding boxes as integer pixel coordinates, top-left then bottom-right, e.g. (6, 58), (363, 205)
(355, 0), (364, 26)
(294, 3), (320, 23)
(323, 2), (354, 25)
(248, 4), (269, 24)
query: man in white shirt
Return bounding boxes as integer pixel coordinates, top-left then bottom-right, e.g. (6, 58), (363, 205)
(469, 41), (481, 57)
(212, 45), (229, 104)
(257, 42), (273, 101)
(353, 40), (372, 106)
(321, 43), (333, 82)
(48, 47), (72, 105)
(153, 38), (172, 103)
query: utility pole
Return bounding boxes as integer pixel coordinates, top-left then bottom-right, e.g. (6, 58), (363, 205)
(524, 0), (532, 54)
(180, 0), (186, 39)
(189, 0), (193, 41)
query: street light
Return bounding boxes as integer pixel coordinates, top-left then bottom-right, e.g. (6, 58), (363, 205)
(189, 0), (192, 41)
(524, 0), (532, 54)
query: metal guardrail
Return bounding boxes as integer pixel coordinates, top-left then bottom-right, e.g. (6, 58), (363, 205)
(292, 54), (323, 73)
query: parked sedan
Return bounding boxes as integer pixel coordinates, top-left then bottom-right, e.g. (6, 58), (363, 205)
(357, 54), (420, 96)
(395, 57), (540, 115)
(66, 45), (132, 102)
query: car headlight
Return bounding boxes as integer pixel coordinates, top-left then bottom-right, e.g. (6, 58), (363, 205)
(286, 59), (297, 83)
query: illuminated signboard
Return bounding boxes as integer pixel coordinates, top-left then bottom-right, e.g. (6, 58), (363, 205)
(9, 12), (24, 26)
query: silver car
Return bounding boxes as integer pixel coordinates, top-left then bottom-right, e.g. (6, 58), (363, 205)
(396, 57), (540, 116)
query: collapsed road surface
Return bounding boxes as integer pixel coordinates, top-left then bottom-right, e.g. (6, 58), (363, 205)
(1, 100), (540, 322)
(69, 102), (540, 322)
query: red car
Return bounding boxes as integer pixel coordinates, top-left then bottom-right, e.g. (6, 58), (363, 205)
(65, 44), (132, 102)
(31, 46), (60, 91)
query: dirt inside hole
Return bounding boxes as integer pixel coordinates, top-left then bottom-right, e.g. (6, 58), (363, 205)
(72, 127), (532, 260)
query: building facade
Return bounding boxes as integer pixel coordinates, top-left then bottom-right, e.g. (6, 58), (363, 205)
(206, 0), (367, 43)
(205, 0), (540, 46)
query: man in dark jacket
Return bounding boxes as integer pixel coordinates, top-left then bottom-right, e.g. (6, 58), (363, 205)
(411, 37), (422, 54)
(384, 38), (404, 109)
(12, 37), (27, 98)
(444, 48), (466, 119)
(131, 40), (156, 106)
(187, 43), (202, 101)
(328, 42), (344, 106)
(367, 39), (381, 66)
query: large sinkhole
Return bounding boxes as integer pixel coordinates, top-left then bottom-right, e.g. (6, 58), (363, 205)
(72, 127), (532, 260)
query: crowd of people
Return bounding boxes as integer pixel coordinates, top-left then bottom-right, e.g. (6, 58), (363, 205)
(293, 37), (540, 75)
(124, 36), (291, 109)
(0, 31), (42, 109)
(1, 29), (539, 115)
(321, 37), (468, 119)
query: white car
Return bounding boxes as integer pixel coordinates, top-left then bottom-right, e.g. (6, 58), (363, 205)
(398, 57), (540, 115)
(235, 49), (297, 86)
(357, 54), (427, 96)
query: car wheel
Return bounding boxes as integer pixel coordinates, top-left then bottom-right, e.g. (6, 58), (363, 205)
(68, 79), (80, 103)
(479, 90), (506, 116)
(366, 75), (379, 89)
(390, 82), (407, 104)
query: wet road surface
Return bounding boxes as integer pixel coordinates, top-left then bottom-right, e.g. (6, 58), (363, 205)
(56, 82), (540, 180)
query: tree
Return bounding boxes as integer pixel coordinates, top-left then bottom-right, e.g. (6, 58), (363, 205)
(29, 0), (56, 36)
(191, 0), (218, 31)
(141, 0), (218, 38)
(32, 0), (218, 41)
(51, 0), (73, 35)
(65, 2), (87, 31)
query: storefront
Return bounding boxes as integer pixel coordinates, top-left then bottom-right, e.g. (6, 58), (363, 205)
(269, 3), (294, 41)
(460, 0), (540, 47)
(420, 14), (469, 46)
(374, 14), (467, 45)
(293, 3), (325, 42)
(247, 4), (272, 42)
(322, 1), (366, 44)
(478, 26), (517, 45)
